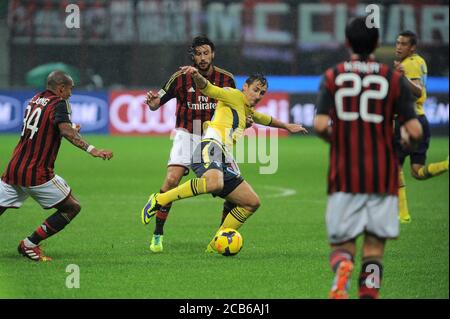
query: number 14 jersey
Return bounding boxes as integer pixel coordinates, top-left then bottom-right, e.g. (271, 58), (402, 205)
(2, 90), (72, 186)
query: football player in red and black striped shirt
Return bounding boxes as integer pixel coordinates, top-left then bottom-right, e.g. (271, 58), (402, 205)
(314, 17), (423, 299)
(0, 71), (113, 262)
(142, 36), (236, 252)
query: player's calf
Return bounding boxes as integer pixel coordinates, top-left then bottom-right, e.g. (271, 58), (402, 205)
(358, 257), (383, 299)
(329, 248), (354, 299)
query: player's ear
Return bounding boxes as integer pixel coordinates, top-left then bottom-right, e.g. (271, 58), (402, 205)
(211, 51), (215, 60)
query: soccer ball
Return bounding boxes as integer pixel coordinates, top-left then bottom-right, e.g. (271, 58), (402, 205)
(214, 228), (243, 256)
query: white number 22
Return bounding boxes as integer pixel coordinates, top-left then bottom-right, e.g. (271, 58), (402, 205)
(335, 73), (388, 123)
(21, 105), (42, 139)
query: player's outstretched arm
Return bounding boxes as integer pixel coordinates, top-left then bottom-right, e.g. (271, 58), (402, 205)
(253, 111), (308, 134)
(269, 117), (308, 134)
(58, 122), (113, 160)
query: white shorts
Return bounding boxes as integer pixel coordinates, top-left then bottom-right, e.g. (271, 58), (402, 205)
(168, 129), (201, 169)
(326, 192), (399, 244)
(0, 175), (71, 209)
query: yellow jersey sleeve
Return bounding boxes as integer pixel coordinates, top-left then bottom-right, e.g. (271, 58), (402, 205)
(401, 54), (427, 115)
(201, 81), (240, 105)
(253, 111), (272, 126)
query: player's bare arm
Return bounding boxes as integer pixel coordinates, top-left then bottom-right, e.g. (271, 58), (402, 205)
(269, 117), (308, 134)
(180, 66), (208, 89)
(58, 122), (113, 160)
(400, 118), (423, 150)
(394, 61), (423, 98)
(313, 114), (332, 143)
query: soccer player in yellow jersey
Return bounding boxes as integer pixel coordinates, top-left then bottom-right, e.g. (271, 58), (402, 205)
(142, 67), (307, 252)
(394, 31), (448, 223)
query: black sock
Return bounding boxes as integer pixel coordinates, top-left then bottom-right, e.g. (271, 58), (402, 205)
(221, 201), (237, 225)
(28, 211), (72, 245)
(154, 204), (172, 235)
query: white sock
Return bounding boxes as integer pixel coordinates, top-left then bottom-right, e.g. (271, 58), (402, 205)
(23, 238), (37, 248)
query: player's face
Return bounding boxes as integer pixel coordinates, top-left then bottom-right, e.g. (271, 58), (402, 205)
(395, 36), (416, 60)
(193, 45), (214, 73)
(243, 80), (267, 107)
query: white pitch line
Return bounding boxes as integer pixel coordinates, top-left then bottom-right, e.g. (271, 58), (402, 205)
(175, 184), (297, 202)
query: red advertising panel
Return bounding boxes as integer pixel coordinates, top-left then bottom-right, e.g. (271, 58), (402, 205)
(109, 90), (290, 136)
(248, 92), (290, 137)
(109, 90), (176, 135)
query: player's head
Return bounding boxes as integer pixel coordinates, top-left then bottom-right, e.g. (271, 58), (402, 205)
(243, 73), (268, 107)
(395, 30), (417, 60)
(189, 35), (215, 74)
(47, 70), (74, 99)
(345, 16), (379, 58)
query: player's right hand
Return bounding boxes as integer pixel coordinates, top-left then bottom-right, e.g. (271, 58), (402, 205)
(180, 66), (199, 77)
(145, 91), (160, 111)
(91, 149), (113, 160)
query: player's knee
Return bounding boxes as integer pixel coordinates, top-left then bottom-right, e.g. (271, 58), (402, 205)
(71, 202), (81, 215)
(165, 175), (182, 189)
(245, 196), (261, 212)
(206, 178), (224, 193)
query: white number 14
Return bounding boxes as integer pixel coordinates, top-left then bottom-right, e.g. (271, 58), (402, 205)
(21, 105), (42, 139)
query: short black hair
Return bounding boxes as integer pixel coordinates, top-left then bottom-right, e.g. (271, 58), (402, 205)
(398, 30), (417, 46)
(46, 70), (73, 90)
(245, 73), (268, 88)
(345, 16), (379, 56)
(189, 35), (215, 58)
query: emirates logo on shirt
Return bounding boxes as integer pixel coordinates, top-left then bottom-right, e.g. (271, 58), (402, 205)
(187, 95), (217, 110)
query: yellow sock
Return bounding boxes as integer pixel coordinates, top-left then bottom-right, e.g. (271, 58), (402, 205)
(157, 178), (206, 206)
(398, 170), (410, 220)
(221, 206), (253, 230)
(417, 160), (449, 179)
(207, 206), (254, 250)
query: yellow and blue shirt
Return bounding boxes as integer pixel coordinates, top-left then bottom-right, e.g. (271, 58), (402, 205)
(200, 81), (272, 147)
(400, 53), (427, 115)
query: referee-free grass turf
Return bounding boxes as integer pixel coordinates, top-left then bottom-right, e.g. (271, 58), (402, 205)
(0, 135), (448, 298)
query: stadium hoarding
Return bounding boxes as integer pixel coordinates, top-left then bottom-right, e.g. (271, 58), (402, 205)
(108, 90), (290, 136)
(0, 90), (109, 134)
(1, 85), (447, 136)
(288, 93), (449, 135)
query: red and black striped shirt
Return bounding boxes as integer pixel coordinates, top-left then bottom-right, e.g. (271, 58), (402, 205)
(159, 66), (235, 134)
(2, 90), (72, 187)
(316, 58), (417, 195)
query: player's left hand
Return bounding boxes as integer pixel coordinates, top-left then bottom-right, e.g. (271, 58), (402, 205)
(286, 123), (308, 134)
(245, 115), (254, 128)
(91, 149), (114, 160)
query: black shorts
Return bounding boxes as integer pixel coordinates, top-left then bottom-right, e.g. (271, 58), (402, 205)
(394, 115), (430, 166)
(191, 139), (244, 198)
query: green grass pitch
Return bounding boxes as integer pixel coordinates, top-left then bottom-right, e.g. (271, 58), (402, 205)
(0, 135), (448, 298)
